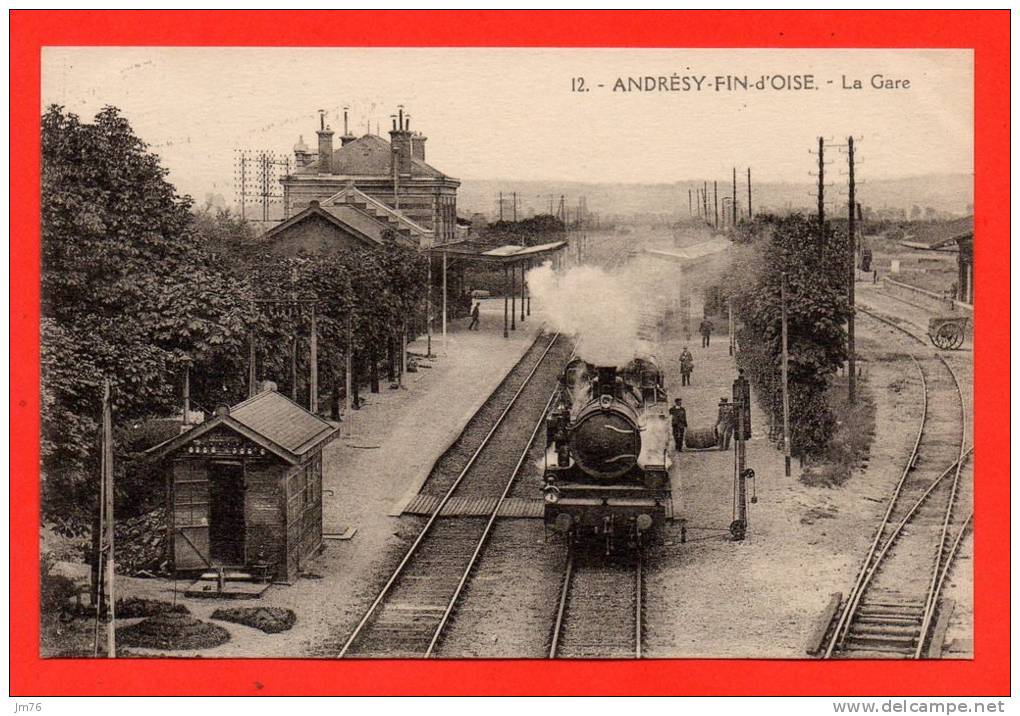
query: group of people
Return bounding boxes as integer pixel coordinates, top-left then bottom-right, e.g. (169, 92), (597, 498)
(668, 397), (736, 453)
(668, 369), (749, 454)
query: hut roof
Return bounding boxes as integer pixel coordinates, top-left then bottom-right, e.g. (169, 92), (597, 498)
(146, 389), (338, 465)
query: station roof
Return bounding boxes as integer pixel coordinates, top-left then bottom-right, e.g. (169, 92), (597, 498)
(901, 216), (974, 250)
(146, 389), (339, 465)
(644, 237), (732, 263)
(295, 134), (451, 180)
(425, 239), (567, 264)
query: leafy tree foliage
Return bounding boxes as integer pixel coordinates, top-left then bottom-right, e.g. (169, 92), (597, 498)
(41, 106), (431, 523)
(728, 214), (850, 457)
(484, 214), (566, 247)
(41, 106), (252, 516)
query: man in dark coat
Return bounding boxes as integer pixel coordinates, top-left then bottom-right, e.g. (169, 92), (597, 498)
(669, 398), (688, 452)
(699, 318), (714, 348)
(679, 346), (694, 386)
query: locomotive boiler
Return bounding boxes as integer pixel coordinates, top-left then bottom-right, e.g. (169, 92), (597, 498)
(542, 355), (673, 549)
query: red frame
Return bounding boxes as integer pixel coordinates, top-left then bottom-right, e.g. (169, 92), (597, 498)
(10, 10), (1009, 696)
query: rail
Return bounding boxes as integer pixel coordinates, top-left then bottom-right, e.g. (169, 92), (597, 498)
(822, 307), (969, 658)
(338, 332), (561, 657)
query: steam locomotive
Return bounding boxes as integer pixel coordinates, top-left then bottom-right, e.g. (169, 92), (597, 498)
(542, 355), (673, 550)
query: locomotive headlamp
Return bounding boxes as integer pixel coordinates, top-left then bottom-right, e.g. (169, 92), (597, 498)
(636, 514), (654, 532)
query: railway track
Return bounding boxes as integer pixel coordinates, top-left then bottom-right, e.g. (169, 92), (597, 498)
(339, 332), (569, 658)
(549, 545), (643, 659)
(820, 307), (971, 659)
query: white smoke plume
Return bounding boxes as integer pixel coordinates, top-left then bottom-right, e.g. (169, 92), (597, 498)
(528, 254), (677, 367)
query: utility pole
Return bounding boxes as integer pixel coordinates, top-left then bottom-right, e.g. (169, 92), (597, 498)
(713, 181), (719, 228)
(345, 313), (353, 437)
(817, 137), (826, 246)
(248, 329), (257, 397)
(426, 256), (433, 357)
(513, 192), (518, 222)
(94, 379), (116, 658)
(442, 250), (448, 353)
(309, 302), (318, 413)
(732, 166), (738, 227)
(728, 296), (735, 356)
(688, 188), (693, 217)
(781, 272), (792, 477)
(702, 182), (709, 219)
(182, 366), (190, 424)
(847, 136), (857, 404)
(747, 167), (752, 220)
(499, 191), (504, 222)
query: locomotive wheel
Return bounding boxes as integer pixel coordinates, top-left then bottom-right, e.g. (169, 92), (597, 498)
(729, 519), (746, 541)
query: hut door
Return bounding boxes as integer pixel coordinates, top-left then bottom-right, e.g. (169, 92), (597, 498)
(209, 461), (245, 565)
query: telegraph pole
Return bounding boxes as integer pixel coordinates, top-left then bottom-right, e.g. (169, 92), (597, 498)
(96, 379), (116, 658)
(817, 137), (825, 246)
(499, 191), (504, 222)
(732, 166), (738, 227)
(847, 136), (857, 404)
(702, 181), (709, 219)
(688, 188), (693, 216)
(713, 181), (719, 228)
(248, 329), (257, 397)
(747, 167), (752, 220)
(781, 272), (792, 477)
(309, 303), (318, 413)
(513, 192), (518, 222)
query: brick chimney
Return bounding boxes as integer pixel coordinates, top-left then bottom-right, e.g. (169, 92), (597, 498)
(411, 132), (427, 162)
(339, 106), (357, 147)
(316, 110), (334, 174)
(388, 107), (413, 176)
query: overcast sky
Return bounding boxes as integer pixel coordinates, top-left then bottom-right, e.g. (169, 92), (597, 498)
(42, 47), (972, 201)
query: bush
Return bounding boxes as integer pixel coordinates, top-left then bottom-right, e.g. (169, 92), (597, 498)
(730, 214), (850, 458)
(116, 597), (189, 619)
(211, 606), (296, 634)
(117, 613), (230, 650)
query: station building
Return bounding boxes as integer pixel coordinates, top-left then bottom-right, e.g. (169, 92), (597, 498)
(280, 107), (459, 248)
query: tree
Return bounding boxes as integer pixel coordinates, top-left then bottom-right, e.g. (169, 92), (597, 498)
(41, 105), (253, 517)
(729, 214), (850, 457)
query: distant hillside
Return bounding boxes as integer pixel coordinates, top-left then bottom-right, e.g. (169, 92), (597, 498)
(457, 174), (973, 221)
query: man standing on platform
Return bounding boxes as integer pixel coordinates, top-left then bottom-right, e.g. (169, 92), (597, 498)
(669, 398), (688, 452)
(468, 301), (480, 331)
(679, 346), (694, 386)
(699, 317), (714, 348)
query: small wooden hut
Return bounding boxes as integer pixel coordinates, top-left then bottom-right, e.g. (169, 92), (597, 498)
(147, 387), (338, 583)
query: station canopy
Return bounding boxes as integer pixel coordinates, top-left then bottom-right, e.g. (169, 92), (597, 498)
(425, 239), (567, 265)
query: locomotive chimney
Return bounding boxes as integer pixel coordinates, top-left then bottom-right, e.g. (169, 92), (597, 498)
(595, 366), (618, 398)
